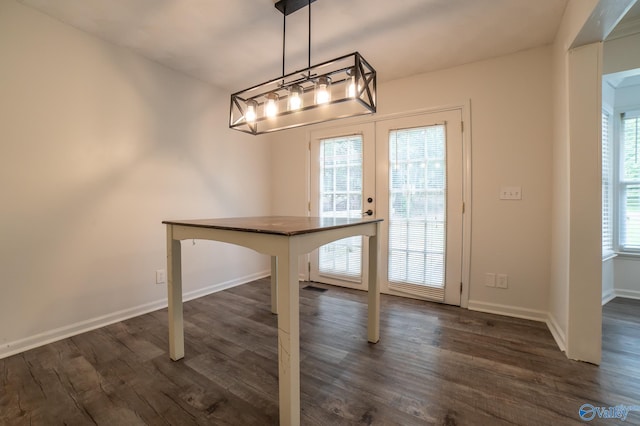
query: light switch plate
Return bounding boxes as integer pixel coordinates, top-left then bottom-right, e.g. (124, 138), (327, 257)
(500, 186), (522, 200)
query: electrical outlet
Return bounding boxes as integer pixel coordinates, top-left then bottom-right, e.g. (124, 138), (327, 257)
(156, 269), (166, 285)
(496, 274), (508, 289)
(485, 273), (496, 287)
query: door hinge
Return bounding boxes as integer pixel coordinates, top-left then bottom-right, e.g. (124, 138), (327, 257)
(308, 201), (311, 212)
(460, 282), (463, 294)
(308, 141), (311, 150)
(462, 202), (465, 214)
(308, 262), (311, 275)
(461, 121), (464, 132)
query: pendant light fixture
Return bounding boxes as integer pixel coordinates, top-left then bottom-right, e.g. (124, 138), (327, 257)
(229, 0), (377, 135)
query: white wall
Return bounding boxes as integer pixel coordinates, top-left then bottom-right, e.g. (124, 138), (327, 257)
(604, 32), (640, 303)
(615, 83), (640, 109)
(601, 80), (616, 305)
(614, 257), (640, 299)
(0, 1), (271, 358)
(568, 43), (603, 363)
(604, 32), (640, 75)
(613, 256), (640, 299)
(602, 80), (616, 109)
(602, 257), (616, 303)
(612, 83), (640, 300)
(549, 0), (601, 362)
(272, 46), (554, 320)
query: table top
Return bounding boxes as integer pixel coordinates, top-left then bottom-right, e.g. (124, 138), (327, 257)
(162, 216), (382, 236)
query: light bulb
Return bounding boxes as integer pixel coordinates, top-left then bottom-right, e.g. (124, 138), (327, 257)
(347, 78), (358, 98)
(316, 86), (330, 104)
(346, 68), (359, 98)
(315, 76), (331, 105)
(245, 100), (257, 123)
(265, 93), (278, 118)
(289, 84), (303, 111)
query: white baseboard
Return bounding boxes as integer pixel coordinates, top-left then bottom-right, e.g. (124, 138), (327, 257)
(467, 300), (548, 322)
(614, 288), (640, 300)
(0, 299), (168, 361)
(0, 269), (270, 360)
(181, 270), (269, 303)
(545, 313), (567, 353)
(602, 289), (617, 305)
(467, 300), (567, 353)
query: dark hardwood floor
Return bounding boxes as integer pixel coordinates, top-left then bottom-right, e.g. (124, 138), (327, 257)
(1, 279), (639, 425)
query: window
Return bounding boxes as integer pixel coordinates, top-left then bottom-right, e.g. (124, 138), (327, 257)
(318, 135), (363, 278)
(620, 110), (640, 251)
(388, 125), (446, 287)
(602, 109), (614, 257)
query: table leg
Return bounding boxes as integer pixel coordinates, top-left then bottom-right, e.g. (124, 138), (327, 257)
(276, 249), (300, 426)
(271, 256), (278, 314)
(167, 227), (184, 361)
(367, 228), (380, 343)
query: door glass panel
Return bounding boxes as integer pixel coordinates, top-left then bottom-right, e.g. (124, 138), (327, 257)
(388, 125), (446, 287)
(319, 135), (363, 279)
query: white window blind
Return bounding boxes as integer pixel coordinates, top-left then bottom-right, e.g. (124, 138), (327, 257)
(620, 111), (640, 251)
(602, 109), (614, 257)
(388, 125), (446, 287)
(318, 135), (363, 278)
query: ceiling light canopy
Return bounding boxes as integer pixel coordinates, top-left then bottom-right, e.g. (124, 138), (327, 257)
(229, 0), (377, 135)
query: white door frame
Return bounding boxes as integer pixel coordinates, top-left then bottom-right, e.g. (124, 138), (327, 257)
(306, 102), (472, 308)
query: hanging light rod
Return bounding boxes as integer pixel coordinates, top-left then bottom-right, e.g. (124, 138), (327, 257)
(229, 0), (377, 135)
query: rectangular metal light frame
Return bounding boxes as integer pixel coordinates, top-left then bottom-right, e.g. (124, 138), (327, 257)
(229, 52), (376, 135)
(275, 0), (317, 16)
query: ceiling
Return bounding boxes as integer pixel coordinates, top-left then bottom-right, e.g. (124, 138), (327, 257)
(621, 0), (640, 21)
(19, 0), (570, 92)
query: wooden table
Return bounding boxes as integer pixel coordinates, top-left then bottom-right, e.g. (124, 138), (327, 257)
(162, 216), (382, 426)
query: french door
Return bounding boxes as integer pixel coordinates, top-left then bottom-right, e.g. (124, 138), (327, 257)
(309, 123), (375, 290)
(310, 110), (464, 305)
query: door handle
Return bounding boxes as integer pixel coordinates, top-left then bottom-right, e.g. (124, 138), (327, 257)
(362, 209), (373, 216)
